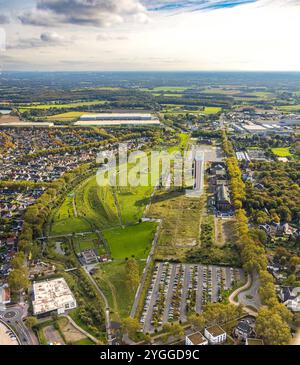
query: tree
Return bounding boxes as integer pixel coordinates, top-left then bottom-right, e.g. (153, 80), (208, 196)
(8, 268), (30, 292)
(203, 303), (243, 332)
(25, 316), (38, 329)
(162, 322), (184, 340)
(256, 307), (292, 345)
(122, 317), (140, 338)
(189, 313), (205, 331)
(11, 252), (26, 270)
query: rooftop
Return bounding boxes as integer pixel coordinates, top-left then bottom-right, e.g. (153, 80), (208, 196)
(187, 332), (207, 345)
(246, 338), (264, 345)
(0, 122), (54, 127)
(32, 278), (76, 315)
(206, 325), (226, 337)
(75, 113), (160, 126)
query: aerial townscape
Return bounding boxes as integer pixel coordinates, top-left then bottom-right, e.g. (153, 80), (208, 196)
(0, 0), (300, 355)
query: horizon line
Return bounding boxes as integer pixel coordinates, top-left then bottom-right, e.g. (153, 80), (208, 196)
(2, 69), (300, 73)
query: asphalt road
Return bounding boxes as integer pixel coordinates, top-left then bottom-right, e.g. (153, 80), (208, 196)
(0, 305), (37, 345)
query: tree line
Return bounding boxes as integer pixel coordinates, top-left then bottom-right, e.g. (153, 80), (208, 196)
(223, 131), (292, 345)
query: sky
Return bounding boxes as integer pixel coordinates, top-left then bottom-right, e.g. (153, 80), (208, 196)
(0, 0), (300, 71)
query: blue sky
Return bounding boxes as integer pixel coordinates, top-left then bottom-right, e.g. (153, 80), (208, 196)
(144, 0), (257, 12)
(0, 0), (299, 71)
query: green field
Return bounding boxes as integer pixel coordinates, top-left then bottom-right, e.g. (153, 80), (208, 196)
(72, 233), (106, 255)
(271, 147), (292, 157)
(162, 105), (221, 115)
(103, 222), (156, 259)
(200, 107), (222, 115)
(46, 111), (87, 120)
(93, 260), (145, 320)
(19, 100), (107, 112)
(51, 217), (91, 236)
(50, 167), (156, 257)
(277, 104), (300, 113)
(150, 86), (191, 92)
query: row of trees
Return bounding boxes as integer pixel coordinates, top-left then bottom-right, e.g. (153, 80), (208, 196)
(223, 131), (292, 345)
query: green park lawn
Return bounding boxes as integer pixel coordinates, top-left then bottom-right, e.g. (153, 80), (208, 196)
(94, 260), (146, 320)
(271, 147), (292, 157)
(103, 222), (156, 259)
(72, 233), (103, 254)
(51, 217), (91, 236)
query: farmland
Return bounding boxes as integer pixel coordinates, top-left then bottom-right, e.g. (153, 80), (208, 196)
(271, 147), (292, 157)
(277, 104), (300, 113)
(46, 112), (87, 120)
(18, 100), (107, 112)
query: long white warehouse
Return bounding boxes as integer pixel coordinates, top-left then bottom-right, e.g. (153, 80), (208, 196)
(74, 113), (160, 126)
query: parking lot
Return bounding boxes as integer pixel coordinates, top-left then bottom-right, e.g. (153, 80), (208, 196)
(0, 321), (19, 345)
(140, 262), (245, 333)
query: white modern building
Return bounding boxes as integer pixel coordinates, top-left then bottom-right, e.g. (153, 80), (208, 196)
(185, 332), (208, 345)
(32, 278), (77, 316)
(204, 326), (227, 344)
(186, 148), (205, 198)
(75, 113), (160, 126)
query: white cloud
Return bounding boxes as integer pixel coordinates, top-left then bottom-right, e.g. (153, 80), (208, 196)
(7, 31), (67, 49)
(2, 0), (300, 71)
(19, 0), (149, 27)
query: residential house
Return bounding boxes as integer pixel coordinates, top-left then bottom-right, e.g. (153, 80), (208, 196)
(279, 286), (300, 312)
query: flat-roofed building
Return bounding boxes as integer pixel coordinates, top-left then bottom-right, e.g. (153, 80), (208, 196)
(0, 122), (54, 127)
(204, 325), (227, 344)
(32, 278), (77, 316)
(185, 332), (208, 345)
(75, 113), (160, 126)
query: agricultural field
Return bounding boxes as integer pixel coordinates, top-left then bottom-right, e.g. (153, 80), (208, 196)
(277, 104), (300, 112)
(161, 105), (222, 115)
(18, 100), (107, 112)
(200, 107), (222, 115)
(46, 112), (88, 120)
(150, 86), (191, 92)
(271, 147), (292, 157)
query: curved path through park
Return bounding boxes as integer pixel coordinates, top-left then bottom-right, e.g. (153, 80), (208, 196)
(229, 272), (259, 317)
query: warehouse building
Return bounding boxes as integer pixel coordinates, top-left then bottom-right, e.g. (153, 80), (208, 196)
(75, 113), (160, 126)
